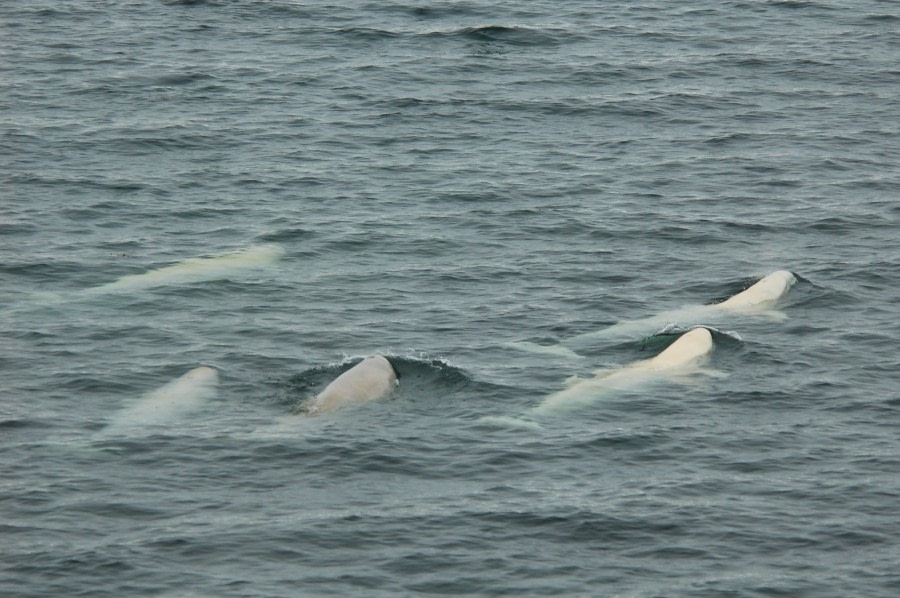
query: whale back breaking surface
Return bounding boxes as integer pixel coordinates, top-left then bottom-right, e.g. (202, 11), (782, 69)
(715, 270), (796, 311)
(305, 355), (399, 416)
(646, 327), (714, 370)
(535, 328), (715, 414)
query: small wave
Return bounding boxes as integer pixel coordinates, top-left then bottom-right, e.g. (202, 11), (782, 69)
(162, 0), (227, 7)
(0, 418), (53, 430)
(425, 24), (564, 47)
(0, 221), (38, 235)
(864, 14), (900, 22)
(333, 27), (401, 41)
(257, 227), (316, 243)
(474, 415), (542, 430)
(769, 0), (834, 9)
(150, 72), (217, 86)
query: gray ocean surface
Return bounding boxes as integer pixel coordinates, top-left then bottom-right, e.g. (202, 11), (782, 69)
(2, 1), (899, 596)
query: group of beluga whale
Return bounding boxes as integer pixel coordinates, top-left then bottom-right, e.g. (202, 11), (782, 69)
(84, 245), (796, 430)
(527, 269), (797, 415)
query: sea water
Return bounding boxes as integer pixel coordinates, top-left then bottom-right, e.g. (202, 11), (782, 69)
(2, 1), (899, 595)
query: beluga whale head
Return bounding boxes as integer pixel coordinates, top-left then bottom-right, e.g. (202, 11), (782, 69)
(714, 270), (796, 312)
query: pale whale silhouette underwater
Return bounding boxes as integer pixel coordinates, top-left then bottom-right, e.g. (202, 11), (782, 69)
(100, 366), (220, 436)
(24, 245), (286, 309)
(85, 244), (286, 295)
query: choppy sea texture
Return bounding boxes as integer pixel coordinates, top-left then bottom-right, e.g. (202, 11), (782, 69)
(2, 1), (899, 596)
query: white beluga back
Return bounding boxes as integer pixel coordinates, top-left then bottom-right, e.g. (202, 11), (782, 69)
(509, 270), (796, 353)
(84, 244), (285, 295)
(534, 327), (716, 414)
(103, 366), (219, 433)
(642, 326), (714, 369)
(713, 270), (796, 313)
(302, 355), (399, 416)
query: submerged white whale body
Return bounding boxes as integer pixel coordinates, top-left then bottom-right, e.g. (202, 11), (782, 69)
(302, 355), (399, 416)
(511, 270), (796, 353)
(84, 244), (285, 295)
(104, 366), (219, 432)
(534, 327), (717, 414)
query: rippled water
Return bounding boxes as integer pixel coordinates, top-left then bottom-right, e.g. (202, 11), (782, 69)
(2, 1), (899, 596)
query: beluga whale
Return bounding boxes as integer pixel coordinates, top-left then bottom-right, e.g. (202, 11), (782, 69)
(102, 366), (219, 434)
(534, 327), (719, 414)
(507, 270), (796, 353)
(18, 244), (285, 311)
(83, 244), (285, 296)
(297, 355), (399, 416)
(712, 270), (796, 313)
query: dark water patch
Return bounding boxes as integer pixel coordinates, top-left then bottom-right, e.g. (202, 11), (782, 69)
(377, 2), (491, 20)
(565, 65), (642, 85)
(257, 227), (316, 243)
(102, 130), (238, 154)
(176, 206), (249, 219)
(624, 545), (713, 559)
(0, 418), (53, 431)
(483, 96), (668, 119)
(0, 524), (51, 536)
(7, 548), (139, 590)
(164, 0), (217, 5)
(97, 239), (144, 252)
(571, 429), (672, 452)
(425, 25), (566, 47)
(812, 525), (892, 551)
(712, 455), (799, 474)
(260, 2), (315, 18)
(66, 501), (166, 520)
(320, 229), (404, 252)
(42, 374), (116, 394)
(333, 27), (401, 41)
(6, 173), (152, 195)
(769, 0), (836, 9)
(715, 388), (810, 409)
(704, 131), (769, 145)
(779, 275), (855, 311)
(467, 508), (686, 545)
(807, 214), (895, 232)
(863, 13), (900, 23)
(750, 177), (805, 188)
(0, 260), (85, 282)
